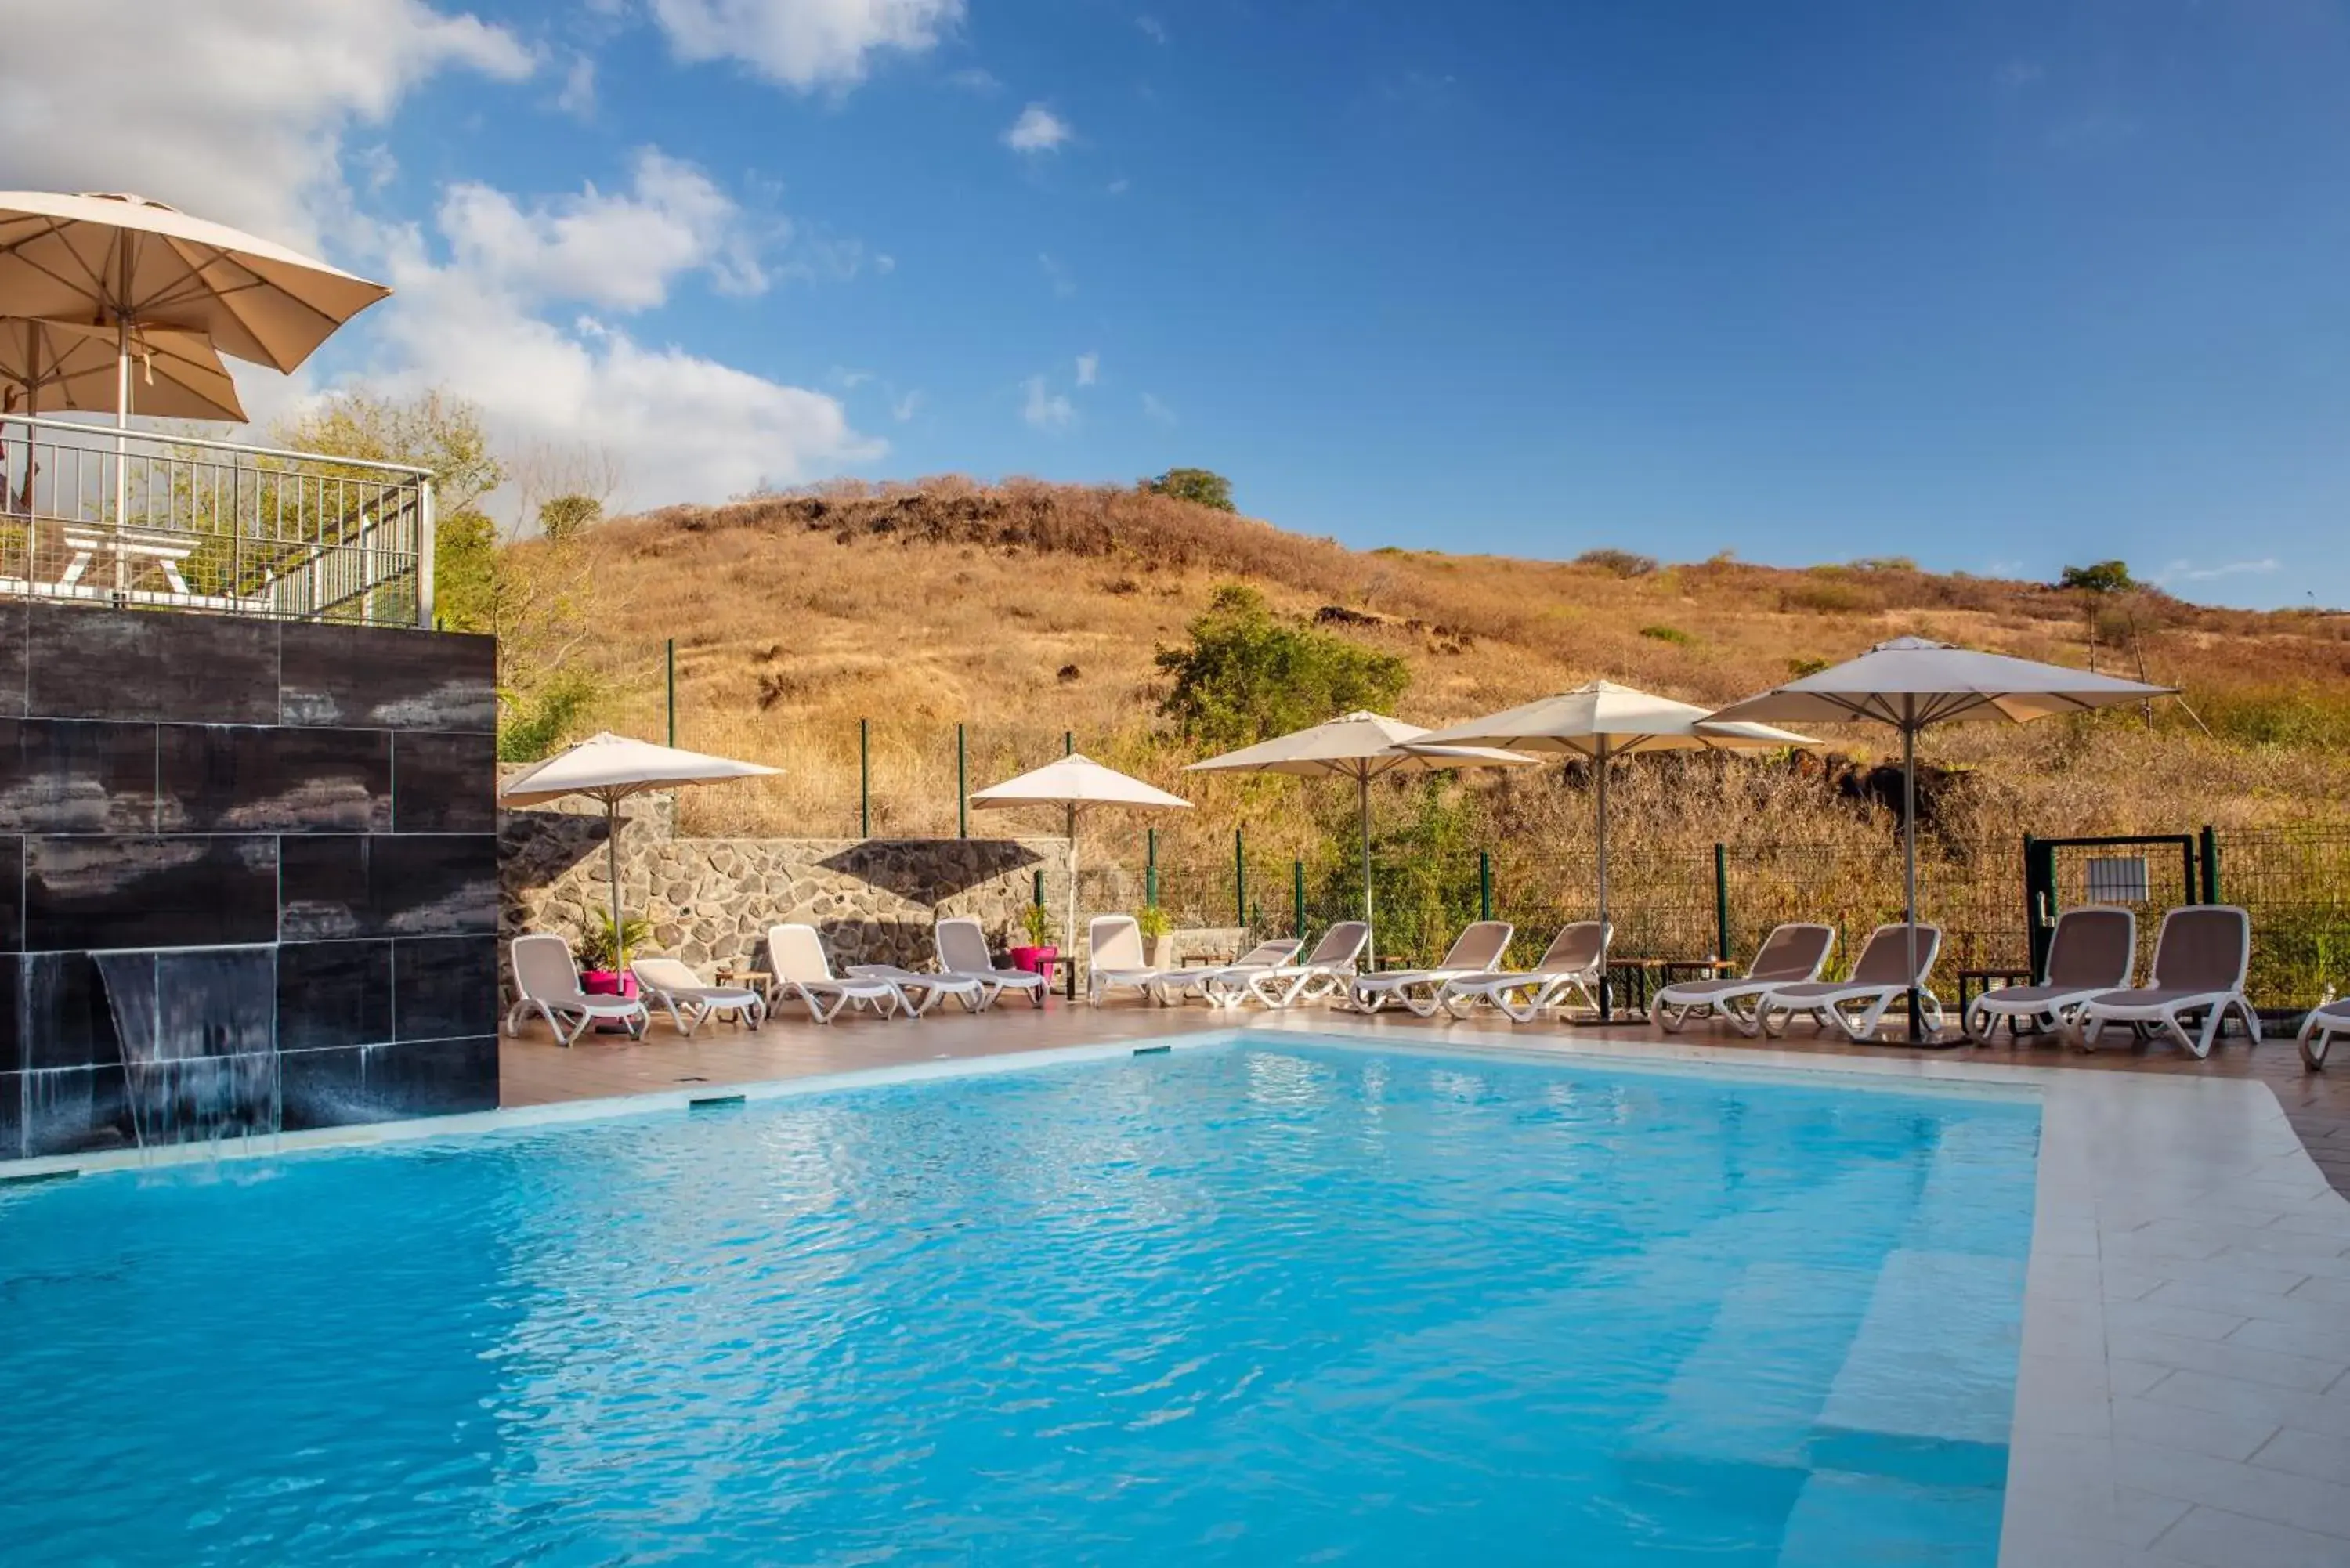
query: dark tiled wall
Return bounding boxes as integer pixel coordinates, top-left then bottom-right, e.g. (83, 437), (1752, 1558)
(0, 605), (500, 1160)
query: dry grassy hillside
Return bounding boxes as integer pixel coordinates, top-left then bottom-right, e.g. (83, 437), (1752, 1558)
(548, 478), (2350, 879)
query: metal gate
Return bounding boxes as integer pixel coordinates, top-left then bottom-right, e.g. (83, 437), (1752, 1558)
(2023, 831), (2217, 985)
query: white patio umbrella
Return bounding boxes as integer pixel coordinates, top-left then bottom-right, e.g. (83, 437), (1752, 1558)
(1184, 711), (1536, 961)
(968, 754), (1191, 980)
(0, 192), (390, 589)
(501, 733), (779, 967)
(1711, 637), (2173, 1041)
(1, 316), (244, 421)
(1413, 681), (1815, 1009)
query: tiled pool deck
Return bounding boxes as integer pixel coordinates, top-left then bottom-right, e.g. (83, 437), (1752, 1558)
(13, 1003), (2349, 1566)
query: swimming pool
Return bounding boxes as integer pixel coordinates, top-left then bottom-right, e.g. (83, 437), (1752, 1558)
(0, 1037), (2038, 1565)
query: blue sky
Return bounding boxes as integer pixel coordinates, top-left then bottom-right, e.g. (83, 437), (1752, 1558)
(16, 1), (2350, 608)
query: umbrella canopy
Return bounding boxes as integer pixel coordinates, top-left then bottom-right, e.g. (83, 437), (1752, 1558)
(970, 755), (1191, 977)
(1186, 712), (1537, 959)
(1412, 681), (1815, 1007)
(1711, 637), (2173, 1040)
(501, 733), (780, 970)
(0, 192), (390, 374)
(0, 316), (244, 421)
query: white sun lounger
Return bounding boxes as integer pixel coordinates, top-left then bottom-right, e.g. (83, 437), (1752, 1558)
(1088, 915), (1178, 1006)
(630, 956), (768, 1035)
(1238, 921), (1371, 1010)
(1650, 923), (1835, 1036)
(1440, 921), (1611, 1022)
(1149, 938), (1303, 1007)
(1347, 921), (1514, 1017)
(504, 931), (649, 1046)
(935, 916), (1048, 1010)
(1963, 906), (2136, 1045)
(1756, 923), (1944, 1042)
(2073, 905), (2261, 1059)
(765, 923), (911, 1024)
(846, 963), (989, 1015)
(2300, 996), (2350, 1069)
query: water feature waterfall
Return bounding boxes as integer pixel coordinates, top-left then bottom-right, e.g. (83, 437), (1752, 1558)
(92, 946), (282, 1150)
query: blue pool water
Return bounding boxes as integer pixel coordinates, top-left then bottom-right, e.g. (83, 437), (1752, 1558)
(0, 1040), (2038, 1565)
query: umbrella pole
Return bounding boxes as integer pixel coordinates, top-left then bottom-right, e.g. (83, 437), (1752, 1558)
(1067, 807), (1081, 1003)
(1595, 746), (1611, 1021)
(113, 316), (129, 601)
(607, 795), (626, 974)
(1359, 770), (1375, 965)
(1903, 718), (1922, 1042)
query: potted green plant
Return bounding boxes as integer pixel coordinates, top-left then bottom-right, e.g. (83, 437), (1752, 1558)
(1137, 903), (1175, 969)
(579, 911), (651, 1001)
(1009, 901), (1058, 978)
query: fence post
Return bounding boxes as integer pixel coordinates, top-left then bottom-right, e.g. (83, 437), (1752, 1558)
(1234, 829), (1246, 927)
(1479, 850), (1493, 922)
(2200, 824), (2221, 903)
(1146, 827), (1159, 905)
(1293, 858), (1307, 936)
(1063, 729), (1074, 843)
(664, 638), (675, 747)
(956, 723), (967, 839)
(1713, 843), (1730, 960)
(859, 718), (870, 838)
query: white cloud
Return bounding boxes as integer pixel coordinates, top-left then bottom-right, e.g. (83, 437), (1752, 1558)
(0, 0), (533, 248)
(649, 0), (963, 90)
(1137, 15), (1167, 45)
(1076, 352), (1099, 386)
(436, 149), (768, 309)
(891, 390), (922, 421)
(1021, 375), (1074, 432)
(1038, 252), (1076, 297)
(2157, 558), (2280, 584)
(1141, 392), (1177, 425)
(1004, 103), (1074, 153)
(1107, 176), (1131, 196)
(946, 65), (1001, 91)
(557, 52), (598, 116)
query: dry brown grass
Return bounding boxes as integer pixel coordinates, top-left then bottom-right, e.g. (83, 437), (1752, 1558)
(537, 479), (2350, 881)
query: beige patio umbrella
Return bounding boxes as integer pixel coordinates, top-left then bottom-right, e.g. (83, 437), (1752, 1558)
(0, 316), (244, 421)
(0, 192), (390, 589)
(1185, 711), (1538, 960)
(1412, 681), (1816, 972)
(501, 733), (780, 968)
(969, 755), (1191, 983)
(1711, 637), (2173, 1041)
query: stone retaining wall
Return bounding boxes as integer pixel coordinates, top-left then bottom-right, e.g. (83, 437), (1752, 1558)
(501, 801), (1075, 974)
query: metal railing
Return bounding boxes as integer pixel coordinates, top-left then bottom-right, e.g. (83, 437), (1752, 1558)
(0, 414), (434, 627)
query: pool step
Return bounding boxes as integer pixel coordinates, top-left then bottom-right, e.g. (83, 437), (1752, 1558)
(1815, 1247), (2023, 1449)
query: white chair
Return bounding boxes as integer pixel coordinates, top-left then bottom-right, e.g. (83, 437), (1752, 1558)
(1440, 921), (1611, 1023)
(2299, 995), (2350, 1069)
(504, 932), (649, 1046)
(845, 963), (989, 1015)
(935, 917), (1049, 1010)
(1150, 938), (1302, 1007)
(1087, 914), (1173, 1006)
(1347, 921), (1514, 1017)
(1650, 923), (1836, 1036)
(2073, 906), (2261, 1059)
(1238, 921), (1371, 1010)
(1755, 923), (1944, 1042)
(765, 923), (910, 1024)
(631, 956), (767, 1036)
(1964, 907), (2136, 1045)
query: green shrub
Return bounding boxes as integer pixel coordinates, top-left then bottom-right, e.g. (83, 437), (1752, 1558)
(497, 670), (597, 762)
(1779, 580), (1877, 615)
(1155, 584), (1409, 749)
(1574, 547), (1658, 578)
(1639, 624), (1694, 646)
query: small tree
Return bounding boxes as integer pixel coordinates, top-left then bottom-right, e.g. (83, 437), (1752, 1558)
(1142, 467), (1236, 511)
(1155, 584), (1408, 750)
(2059, 560), (2135, 595)
(538, 493), (604, 544)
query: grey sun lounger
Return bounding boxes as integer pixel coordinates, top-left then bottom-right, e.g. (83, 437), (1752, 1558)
(2072, 905), (2261, 1059)
(1238, 921), (1371, 1010)
(1756, 923), (1943, 1042)
(1439, 921), (1611, 1023)
(935, 916), (1048, 1010)
(1650, 923), (1835, 1037)
(1963, 906), (2136, 1045)
(2300, 996), (2350, 1069)
(845, 964), (989, 1015)
(631, 956), (768, 1035)
(504, 931), (649, 1046)
(1347, 921), (1514, 1017)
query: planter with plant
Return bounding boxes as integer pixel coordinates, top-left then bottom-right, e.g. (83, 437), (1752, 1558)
(1137, 903), (1176, 969)
(1009, 901), (1058, 976)
(580, 911), (652, 1001)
